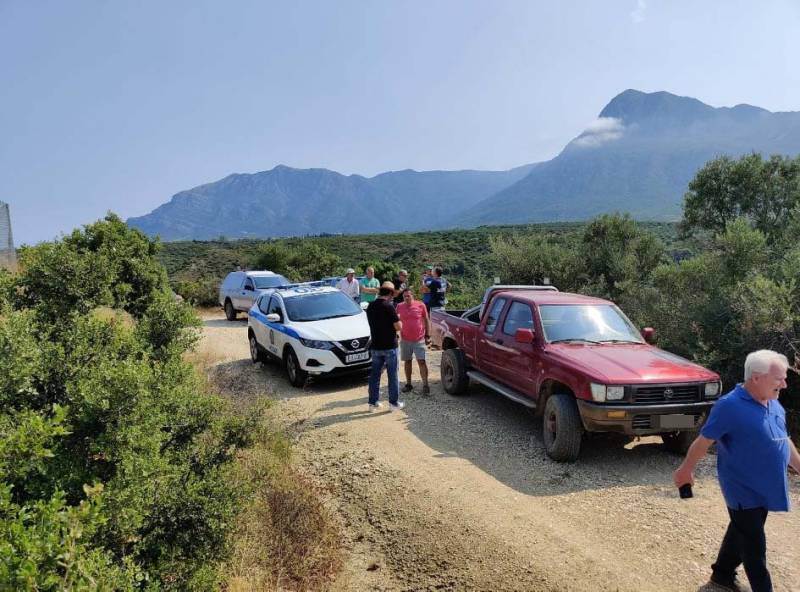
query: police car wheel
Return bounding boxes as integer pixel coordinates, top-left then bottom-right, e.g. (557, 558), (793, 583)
(249, 333), (263, 363)
(284, 347), (308, 387)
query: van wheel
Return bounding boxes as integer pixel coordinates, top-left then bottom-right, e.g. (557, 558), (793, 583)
(284, 347), (308, 387)
(661, 430), (696, 454)
(224, 299), (237, 321)
(542, 394), (583, 462)
(441, 348), (469, 395)
(249, 332), (263, 363)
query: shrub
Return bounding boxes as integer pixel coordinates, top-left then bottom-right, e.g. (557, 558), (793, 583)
(0, 215), (257, 588)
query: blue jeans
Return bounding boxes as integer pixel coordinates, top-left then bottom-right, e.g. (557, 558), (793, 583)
(368, 348), (399, 405)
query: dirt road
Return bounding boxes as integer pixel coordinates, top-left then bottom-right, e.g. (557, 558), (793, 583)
(200, 313), (800, 592)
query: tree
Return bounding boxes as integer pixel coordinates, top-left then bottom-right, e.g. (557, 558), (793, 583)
(681, 153), (800, 243)
(580, 214), (667, 300)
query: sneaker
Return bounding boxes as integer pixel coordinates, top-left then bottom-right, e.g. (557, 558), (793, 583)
(422, 384), (431, 396)
(368, 402), (383, 412)
(402, 383), (414, 393)
(708, 574), (747, 592)
(389, 401), (405, 411)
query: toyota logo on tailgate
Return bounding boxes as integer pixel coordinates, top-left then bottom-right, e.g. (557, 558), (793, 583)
(663, 388), (674, 399)
(351, 339), (360, 349)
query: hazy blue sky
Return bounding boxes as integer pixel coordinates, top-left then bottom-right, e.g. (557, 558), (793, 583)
(2, 0), (799, 244)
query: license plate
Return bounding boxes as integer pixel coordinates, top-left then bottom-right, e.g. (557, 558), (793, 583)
(658, 414), (695, 429)
(345, 352), (369, 364)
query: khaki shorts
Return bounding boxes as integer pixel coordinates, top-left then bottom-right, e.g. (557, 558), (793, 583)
(399, 340), (426, 361)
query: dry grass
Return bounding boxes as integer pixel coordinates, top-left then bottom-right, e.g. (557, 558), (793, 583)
(227, 446), (343, 592)
(191, 349), (344, 591)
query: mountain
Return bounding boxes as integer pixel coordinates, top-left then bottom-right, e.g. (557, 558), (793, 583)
(128, 164), (535, 241)
(129, 90), (800, 241)
(455, 90), (800, 226)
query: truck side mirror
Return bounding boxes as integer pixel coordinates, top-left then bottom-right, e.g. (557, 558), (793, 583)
(244, 284), (254, 291)
(641, 327), (656, 344)
(266, 313), (281, 323)
(515, 328), (535, 344)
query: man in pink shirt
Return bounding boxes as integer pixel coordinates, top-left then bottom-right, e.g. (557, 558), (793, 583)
(396, 287), (432, 395)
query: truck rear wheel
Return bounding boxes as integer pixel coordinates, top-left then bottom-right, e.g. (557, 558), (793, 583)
(224, 299), (237, 321)
(661, 430), (696, 454)
(441, 349), (469, 395)
(542, 394), (583, 462)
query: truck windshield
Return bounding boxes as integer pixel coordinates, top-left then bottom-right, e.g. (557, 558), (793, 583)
(284, 291), (362, 322)
(253, 275), (291, 289)
(539, 304), (644, 344)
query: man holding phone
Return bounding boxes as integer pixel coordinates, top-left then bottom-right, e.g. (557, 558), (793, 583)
(673, 350), (800, 592)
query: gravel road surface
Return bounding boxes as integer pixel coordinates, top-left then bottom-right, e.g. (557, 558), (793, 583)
(200, 312), (800, 592)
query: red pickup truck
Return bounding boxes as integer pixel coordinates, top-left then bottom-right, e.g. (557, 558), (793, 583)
(430, 285), (721, 462)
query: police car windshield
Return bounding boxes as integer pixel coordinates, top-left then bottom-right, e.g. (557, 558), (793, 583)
(253, 275), (291, 289)
(284, 291), (362, 322)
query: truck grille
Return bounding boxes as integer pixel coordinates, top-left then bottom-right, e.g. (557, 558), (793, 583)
(631, 384), (701, 404)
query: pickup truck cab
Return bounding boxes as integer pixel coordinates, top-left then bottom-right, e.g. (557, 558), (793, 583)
(431, 286), (721, 461)
(247, 285), (372, 387)
(219, 270), (291, 320)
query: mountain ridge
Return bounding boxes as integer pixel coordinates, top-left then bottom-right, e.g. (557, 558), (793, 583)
(128, 90), (800, 240)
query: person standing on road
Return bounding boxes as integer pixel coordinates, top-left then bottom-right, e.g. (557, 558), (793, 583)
(427, 266), (446, 312)
(421, 264), (434, 309)
(392, 269), (409, 307)
(396, 288), (431, 395)
(673, 350), (800, 592)
(337, 268), (360, 302)
(359, 266), (380, 304)
(366, 281), (404, 411)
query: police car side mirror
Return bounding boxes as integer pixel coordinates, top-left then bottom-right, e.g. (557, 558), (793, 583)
(266, 313), (281, 322)
(360, 301), (369, 310)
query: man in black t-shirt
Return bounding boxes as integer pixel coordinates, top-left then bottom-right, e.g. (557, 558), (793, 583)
(427, 266), (446, 311)
(366, 282), (404, 410)
(391, 269), (409, 306)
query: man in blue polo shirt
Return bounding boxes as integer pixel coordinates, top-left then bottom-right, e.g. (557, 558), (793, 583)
(673, 350), (800, 592)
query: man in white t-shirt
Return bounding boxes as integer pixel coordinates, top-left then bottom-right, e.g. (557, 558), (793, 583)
(336, 268), (360, 301)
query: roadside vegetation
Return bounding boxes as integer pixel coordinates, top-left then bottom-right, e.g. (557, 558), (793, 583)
(0, 215), (340, 590)
(162, 153), (800, 440)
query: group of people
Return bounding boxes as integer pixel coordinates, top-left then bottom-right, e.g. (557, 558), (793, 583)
(335, 264), (448, 312)
(334, 264), (448, 411)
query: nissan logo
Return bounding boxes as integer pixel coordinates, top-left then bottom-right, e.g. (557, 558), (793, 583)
(663, 388), (674, 399)
(351, 340), (360, 349)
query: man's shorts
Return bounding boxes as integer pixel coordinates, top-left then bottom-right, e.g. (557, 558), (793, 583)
(399, 339), (426, 361)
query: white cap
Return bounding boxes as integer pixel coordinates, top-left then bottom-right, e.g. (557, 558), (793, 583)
(346, 268), (355, 274)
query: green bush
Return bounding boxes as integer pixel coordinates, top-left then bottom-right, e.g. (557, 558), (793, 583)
(0, 215), (257, 589)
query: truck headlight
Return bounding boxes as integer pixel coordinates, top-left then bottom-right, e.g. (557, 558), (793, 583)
(606, 386), (625, 401)
(704, 381), (721, 399)
(299, 338), (335, 350)
(590, 384), (625, 402)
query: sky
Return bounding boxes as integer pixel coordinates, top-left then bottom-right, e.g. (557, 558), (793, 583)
(2, 0), (799, 244)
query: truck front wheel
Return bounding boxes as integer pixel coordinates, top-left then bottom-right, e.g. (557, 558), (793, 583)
(441, 349), (469, 395)
(542, 394), (583, 462)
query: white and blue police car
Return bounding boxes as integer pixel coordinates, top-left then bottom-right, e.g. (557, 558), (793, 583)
(247, 285), (371, 387)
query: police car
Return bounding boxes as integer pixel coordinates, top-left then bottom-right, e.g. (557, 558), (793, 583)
(247, 285), (372, 387)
